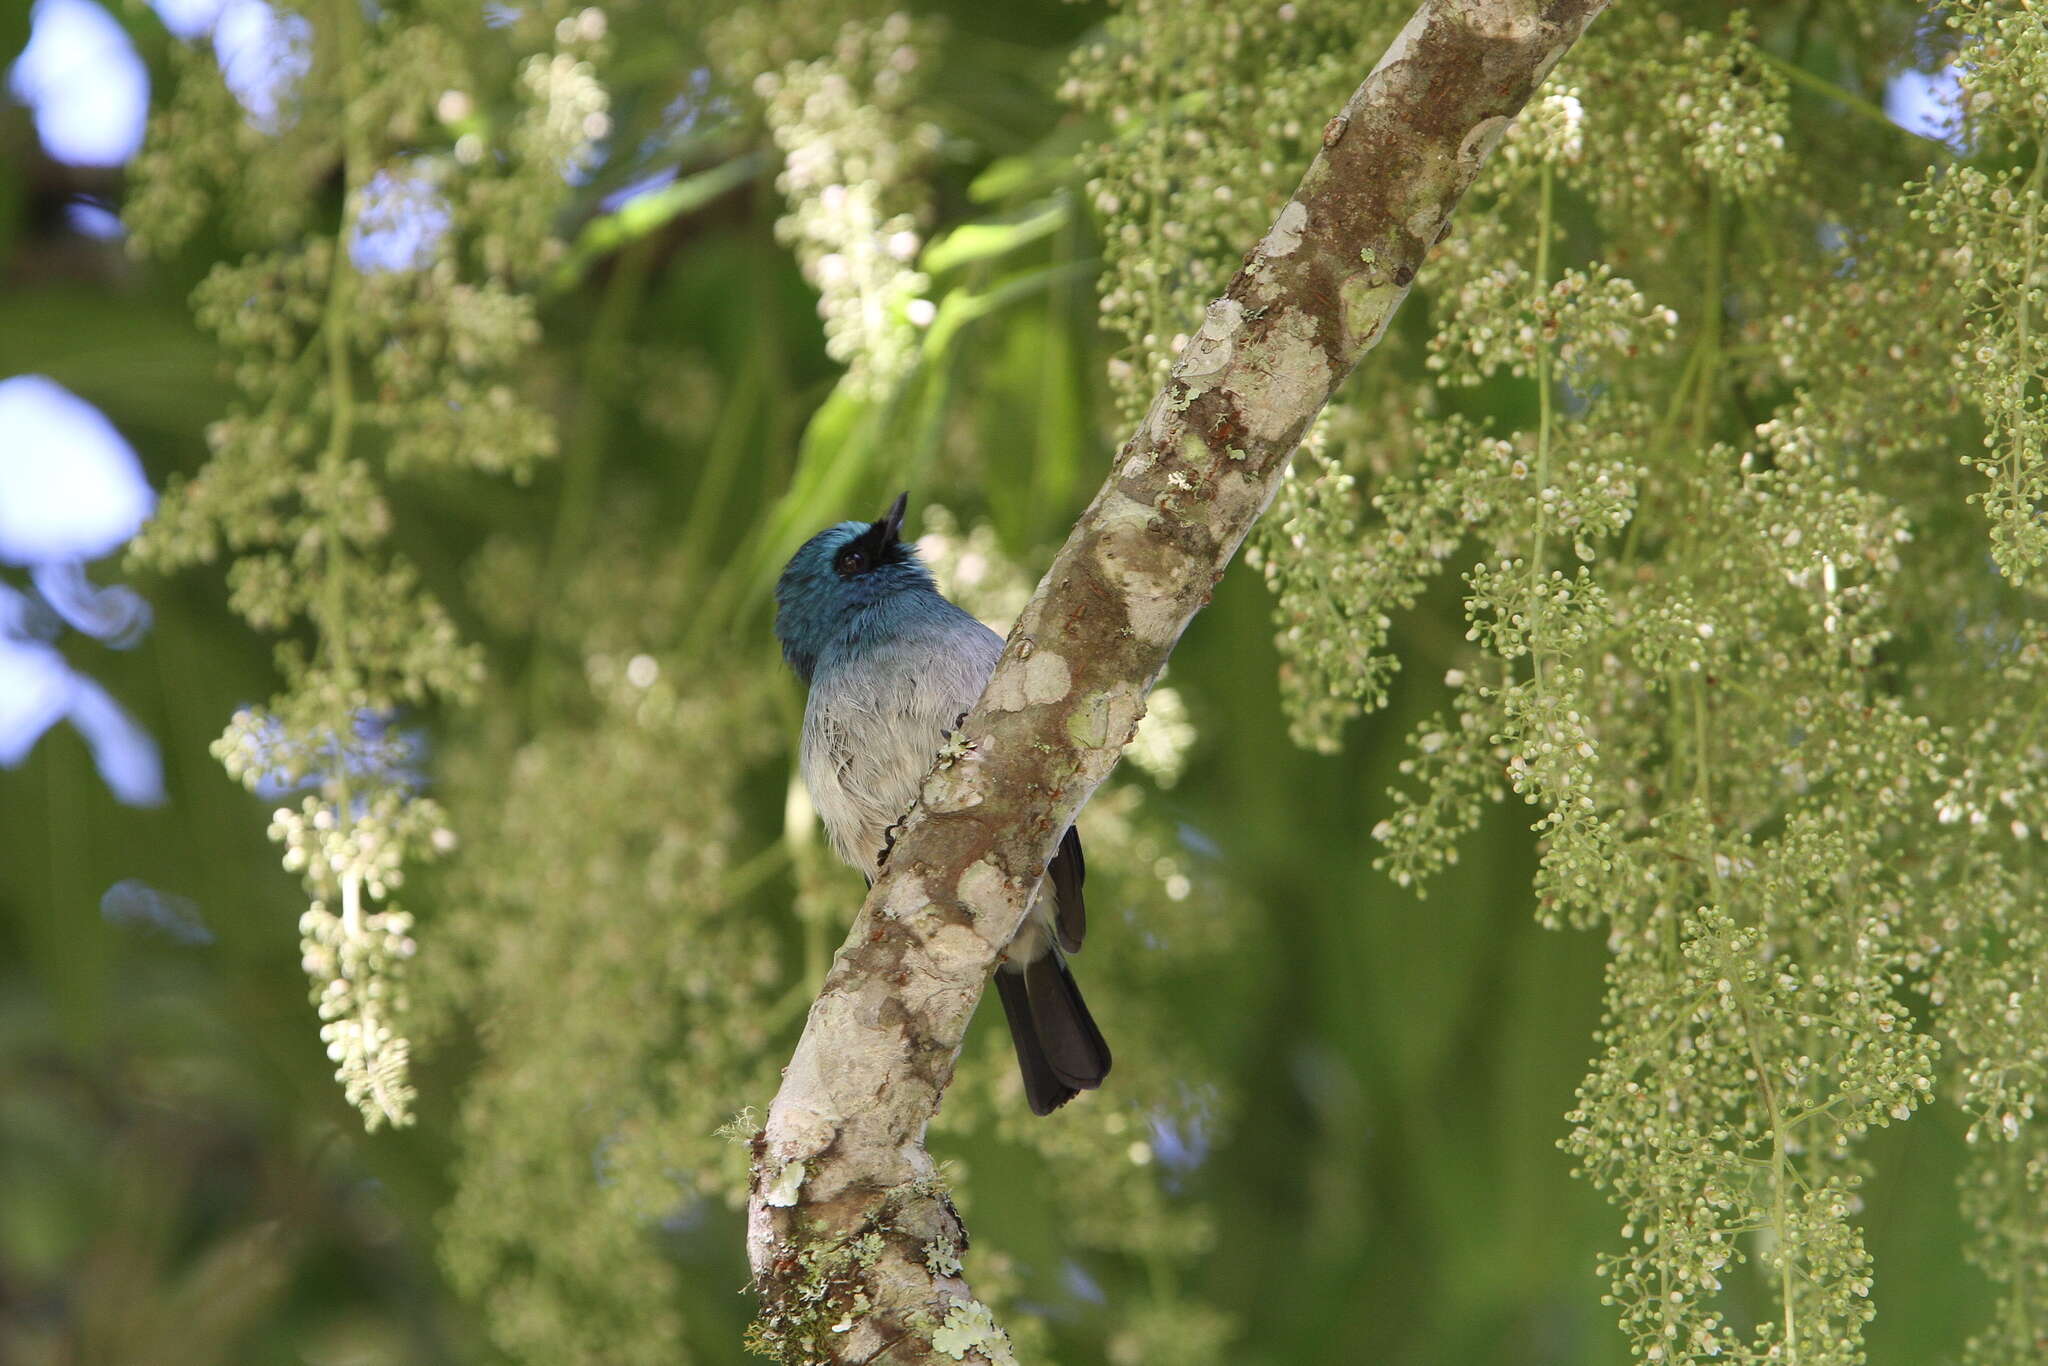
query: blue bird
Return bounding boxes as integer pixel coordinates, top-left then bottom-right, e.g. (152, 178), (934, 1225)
(775, 492), (1111, 1115)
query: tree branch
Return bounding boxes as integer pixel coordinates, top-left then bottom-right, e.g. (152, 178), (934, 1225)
(744, 1), (1609, 1358)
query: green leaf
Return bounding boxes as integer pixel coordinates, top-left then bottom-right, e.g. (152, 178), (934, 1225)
(550, 151), (773, 291)
(921, 199), (1069, 277)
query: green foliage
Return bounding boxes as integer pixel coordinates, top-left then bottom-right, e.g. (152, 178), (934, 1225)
(1148, 2), (2046, 1361)
(747, 12), (944, 394)
(1064, 0), (1377, 424)
(125, 0), (610, 1128)
(433, 526), (788, 1363)
(112, 0), (1231, 1357)
(9, 0), (2044, 1362)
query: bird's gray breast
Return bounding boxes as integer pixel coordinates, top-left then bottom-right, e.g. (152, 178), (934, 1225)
(800, 617), (1003, 875)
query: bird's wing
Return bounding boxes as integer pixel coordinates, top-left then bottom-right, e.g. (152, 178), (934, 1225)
(1049, 823), (1085, 954)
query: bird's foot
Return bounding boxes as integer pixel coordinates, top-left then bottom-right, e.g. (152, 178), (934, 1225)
(878, 818), (907, 869)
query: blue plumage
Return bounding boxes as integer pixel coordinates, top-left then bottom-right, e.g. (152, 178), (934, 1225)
(773, 510), (943, 684)
(775, 493), (1110, 1115)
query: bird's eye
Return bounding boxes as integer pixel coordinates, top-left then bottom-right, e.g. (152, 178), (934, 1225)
(835, 547), (868, 576)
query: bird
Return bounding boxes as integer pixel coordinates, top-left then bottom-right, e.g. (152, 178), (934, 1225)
(774, 491), (1110, 1115)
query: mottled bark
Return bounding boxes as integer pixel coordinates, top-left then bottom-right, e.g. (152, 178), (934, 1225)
(744, 0), (1608, 1359)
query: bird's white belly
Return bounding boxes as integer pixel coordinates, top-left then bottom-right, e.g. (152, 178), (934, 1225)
(800, 631), (996, 875)
(798, 620), (1054, 962)
(802, 696), (949, 874)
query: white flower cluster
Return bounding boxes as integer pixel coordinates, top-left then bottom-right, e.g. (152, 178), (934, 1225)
(128, 1), (600, 1133)
(258, 781), (451, 1131)
(1909, 157), (2048, 586)
(1064, 0), (1377, 421)
(1428, 261), (1678, 383)
(1499, 87), (1587, 169)
(1664, 31), (1790, 199)
(914, 503), (1034, 628)
(755, 14), (941, 395)
(301, 893), (418, 1129)
(1228, 6), (2048, 1357)
(516, 41), (610, 179)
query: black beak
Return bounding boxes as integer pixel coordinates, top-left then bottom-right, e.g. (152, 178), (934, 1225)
(875, 490), (909, 545)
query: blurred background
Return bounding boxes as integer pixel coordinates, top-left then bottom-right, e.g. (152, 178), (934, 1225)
(0, 1), (1997, 1363)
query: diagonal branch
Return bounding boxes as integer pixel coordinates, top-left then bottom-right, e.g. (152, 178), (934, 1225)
(745, 0), (1609, 1359)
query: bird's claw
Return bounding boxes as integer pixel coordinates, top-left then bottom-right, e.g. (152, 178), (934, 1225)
(878, 819), (908, 869)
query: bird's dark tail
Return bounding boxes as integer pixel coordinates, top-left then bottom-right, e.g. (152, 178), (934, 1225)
(994, 955), (1111, 1116)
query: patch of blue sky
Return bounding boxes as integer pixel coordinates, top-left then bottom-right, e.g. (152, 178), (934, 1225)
(352, 167), (453, 272)
(0, 375), (164, 805)
(101, 878), (214, 945)
(597, 165), (680, 214)
(230, 707), (429, 801)
(32, 562), (151, 646)
(664, 82), (713, 138)
(1149, 1110), (1211, 1176)
(8, 0), (149, 166)
(1059, 1261), (1107, 1306)
(148, 0), (225, 40)
(0, 376), (155, 565)
(597, 80), (724, 214)
(147, 0), (308, 131)
(10, 0), (319, 166)
(563, 139), (608, 187)
(211, 0), (312, 132)
(1886, 64), (1966, 153)
(65, 196), (125, 239)
(0, 624), (164, 804)
(0, 609), (71, 760)
(1175, 821), (1221, 860)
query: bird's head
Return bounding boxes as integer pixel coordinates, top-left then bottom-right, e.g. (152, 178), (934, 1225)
(774, 491), (936, 682)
